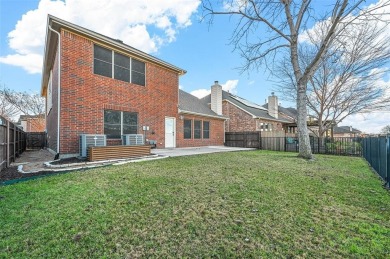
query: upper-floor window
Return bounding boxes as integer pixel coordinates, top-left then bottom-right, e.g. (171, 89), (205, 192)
(94, 44), (145, 86)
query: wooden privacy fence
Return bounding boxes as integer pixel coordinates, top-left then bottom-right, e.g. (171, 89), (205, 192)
(225, 132), (261, 148)
(0, 116), (26, 171)
(225, 131), (363, 156)
(26, 132), (46, 149)
(362, 136), (390, 188)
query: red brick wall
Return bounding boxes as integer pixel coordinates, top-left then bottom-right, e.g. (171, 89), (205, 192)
(25, 117), (46, 132)
(223, 100), (284, 133)
(223, 101), (257, 132)
(59, 30), (179, 154)
(176, 114), (225, 147)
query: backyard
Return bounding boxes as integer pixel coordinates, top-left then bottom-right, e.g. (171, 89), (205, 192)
(1, 150), (389, 258)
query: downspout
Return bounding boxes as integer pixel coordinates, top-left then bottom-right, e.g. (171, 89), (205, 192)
(48, 25), (61, 155)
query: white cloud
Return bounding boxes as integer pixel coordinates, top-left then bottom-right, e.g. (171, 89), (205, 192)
(0, 53), (42, 74)
(222, 79), (239, 94)
(340, 112), (390, 134)
(191, 89), (211, 98)
(0, 0), (200, 74)
(190, 79), (239, 98)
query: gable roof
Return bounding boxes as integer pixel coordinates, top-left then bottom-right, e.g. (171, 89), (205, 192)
(41, 15), (186, 96)
(201, 90), (292, 123)
(179, 90), (226, 120)
(333, 126), (361, 134)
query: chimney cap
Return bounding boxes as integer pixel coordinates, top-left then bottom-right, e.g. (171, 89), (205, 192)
(214, 80), (219, 84)
(271, 92), (275, 96)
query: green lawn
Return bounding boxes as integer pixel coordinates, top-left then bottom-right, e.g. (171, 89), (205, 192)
(1, 151), (389, 258)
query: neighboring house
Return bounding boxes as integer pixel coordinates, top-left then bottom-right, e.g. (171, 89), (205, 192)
(41, 15), (225, 158)
(332, 126), (362, 138)
(18, 114), (46, 132)
(263, 102), (336, 137)
(201, 83), (294, 133)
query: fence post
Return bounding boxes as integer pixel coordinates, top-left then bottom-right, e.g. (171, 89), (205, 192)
(318, 137), (320, 154)
(6, 120), (10, 168)
(284, 136), (287, 152)
(14, 124), (16, 159)
(259, 131), (262, 149)
(387, 136), (390, 188)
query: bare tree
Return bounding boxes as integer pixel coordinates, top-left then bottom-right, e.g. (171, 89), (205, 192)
(0, 87), (20, 121)
(380, 125), (390, 134)
(277, 19), (390, 137)
(3, 88), (45, 131)
(202, 0), (390, 159)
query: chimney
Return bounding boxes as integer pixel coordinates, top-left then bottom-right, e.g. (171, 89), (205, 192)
(211, 81), (222, 115)
(268, 92), (278, 118)
(350, 126), (353, 132)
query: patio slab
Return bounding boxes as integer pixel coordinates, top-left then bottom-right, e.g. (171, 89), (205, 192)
(8, 146), (255, 173)
(152, 146), (255, 157)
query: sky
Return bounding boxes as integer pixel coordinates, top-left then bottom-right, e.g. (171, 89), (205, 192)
(0, 0), (389, 134)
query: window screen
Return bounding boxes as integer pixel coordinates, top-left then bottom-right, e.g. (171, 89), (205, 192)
(94, 45), (112, 78)
(184, 119), (192, 139)
(194, 120), (201, 139)
(131, 59), (145, 86)
(123, 112), (138, 134)
(94, 44), (146, 86)
(104, 110), (121, 138)
(114, 52), (130, 82)
(203, 121), (210, 139)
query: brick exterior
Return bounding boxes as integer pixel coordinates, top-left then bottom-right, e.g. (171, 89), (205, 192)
(21, 117), (46, 132)
(223, 100), (284, 133)
(176, 114), (224, 147)
(45, 29), (225, 156)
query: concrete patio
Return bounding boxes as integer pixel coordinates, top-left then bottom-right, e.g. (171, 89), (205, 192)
(9, 146), (255, 173)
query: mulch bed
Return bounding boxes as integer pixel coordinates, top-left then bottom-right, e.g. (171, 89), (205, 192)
(0, 167), (56, 182)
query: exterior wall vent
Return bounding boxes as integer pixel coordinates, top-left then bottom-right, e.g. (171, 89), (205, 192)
(79, 134), (107, 157)
(122, 134), (144, 145)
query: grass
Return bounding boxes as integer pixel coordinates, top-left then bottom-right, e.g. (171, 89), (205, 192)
(1, 150), (389, 258)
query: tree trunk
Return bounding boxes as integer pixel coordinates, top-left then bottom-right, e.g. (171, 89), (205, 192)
(297, 85), (313, 159)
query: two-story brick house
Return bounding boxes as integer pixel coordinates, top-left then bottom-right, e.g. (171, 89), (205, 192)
(41, 15), (225, 158)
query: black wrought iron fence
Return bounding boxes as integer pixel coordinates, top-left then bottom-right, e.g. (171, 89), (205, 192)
(226, 133), (363, 156)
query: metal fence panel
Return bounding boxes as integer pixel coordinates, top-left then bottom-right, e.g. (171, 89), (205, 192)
(362, 136), (389, 188)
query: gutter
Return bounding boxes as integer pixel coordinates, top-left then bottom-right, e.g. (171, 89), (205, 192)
(48, 25), (61, 155)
